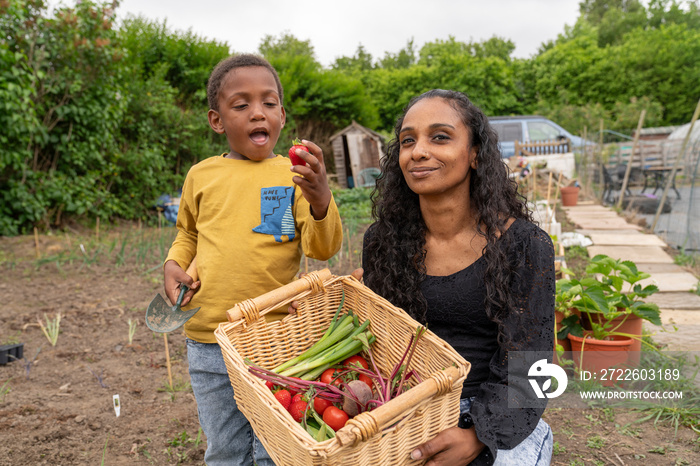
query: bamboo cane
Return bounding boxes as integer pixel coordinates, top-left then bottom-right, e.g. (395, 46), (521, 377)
(617, 109), (646, 209)
(163, 334), (173, 388)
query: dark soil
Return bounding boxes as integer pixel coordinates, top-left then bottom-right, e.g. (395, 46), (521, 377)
(1, 226), (698, 465)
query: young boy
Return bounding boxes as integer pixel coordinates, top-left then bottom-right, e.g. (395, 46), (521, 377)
(163, 54), (343, 465)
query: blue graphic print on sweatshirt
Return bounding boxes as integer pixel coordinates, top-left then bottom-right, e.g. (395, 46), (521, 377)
(252, 186), (296, 242)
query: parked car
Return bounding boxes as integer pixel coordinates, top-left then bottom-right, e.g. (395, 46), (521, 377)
(489, 115), (591, 158)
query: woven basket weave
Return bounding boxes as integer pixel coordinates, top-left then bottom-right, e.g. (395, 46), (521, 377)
(214, 269), (470, 465)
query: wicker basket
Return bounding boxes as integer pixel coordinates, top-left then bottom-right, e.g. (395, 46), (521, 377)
(214, 269), (470, 465)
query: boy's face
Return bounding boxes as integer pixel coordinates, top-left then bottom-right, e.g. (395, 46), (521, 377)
(208, 66), (285, 161)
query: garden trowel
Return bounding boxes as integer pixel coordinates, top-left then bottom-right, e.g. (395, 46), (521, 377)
(146, 258), (200, 333)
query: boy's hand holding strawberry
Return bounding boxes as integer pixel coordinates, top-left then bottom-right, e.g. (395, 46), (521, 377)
(288, 139), (332, 220)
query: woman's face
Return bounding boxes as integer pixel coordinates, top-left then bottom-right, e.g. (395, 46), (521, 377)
(398, 97), (477, 197)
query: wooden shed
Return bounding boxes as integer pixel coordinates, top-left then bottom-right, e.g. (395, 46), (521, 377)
(330, 121), (385, 189)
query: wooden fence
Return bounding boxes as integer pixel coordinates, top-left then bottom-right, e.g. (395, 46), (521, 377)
(605, 138), (700, 172)
(514, 138), (570, 156)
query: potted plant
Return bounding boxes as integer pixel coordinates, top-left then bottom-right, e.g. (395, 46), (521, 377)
(556, 255), (662, 383)
(555, 272), (608, 342)
(554, 272), (608, 366)
(580, 254), (661, 364)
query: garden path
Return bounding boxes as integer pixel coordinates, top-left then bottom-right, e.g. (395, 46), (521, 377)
(562, 202), (700, 351)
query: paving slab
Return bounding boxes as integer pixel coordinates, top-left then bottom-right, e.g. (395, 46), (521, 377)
(566, 210), (624, 220)
(645, 310), (700, 351)
(576, 229), (643, 236)
(638, 273), (700, 293)
(645, 325), (700, 351)
(636, 263), (692, 274)
(562, 203), (606, 211)
(587, 232), (667, 247)
(656, 309), (700, 325)
(569, 217), (643, 230)
(645, 292), (700, 310)
(587, 245), (674, 263)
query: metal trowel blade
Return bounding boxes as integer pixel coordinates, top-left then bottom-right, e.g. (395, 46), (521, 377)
(145, 293), (201, 333)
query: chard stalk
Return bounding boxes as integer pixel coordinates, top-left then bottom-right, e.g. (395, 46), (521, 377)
(395, 326), (426, 396)
(355, 332), (388, 403)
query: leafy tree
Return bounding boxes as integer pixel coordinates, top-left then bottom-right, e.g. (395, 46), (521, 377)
(378, 39), (417, 69)
(260, 33), (378, 170)
(0, 0), (127, 234)
(333, 44), (375, 73)
(471, 36), (516, 60)
(119, 16), (230, 106)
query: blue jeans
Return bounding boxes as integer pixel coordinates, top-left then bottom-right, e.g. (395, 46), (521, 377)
(187, 339), (274, 466)
(460, 398), (553, 465)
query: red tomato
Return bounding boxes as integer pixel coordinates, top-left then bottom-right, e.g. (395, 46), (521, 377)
(323, 406), (349, 431)
(313, 397), (332, 415)
(320, 368), (342, 387)
(358, 374), (373, 389)
(342, 355), (369, 370)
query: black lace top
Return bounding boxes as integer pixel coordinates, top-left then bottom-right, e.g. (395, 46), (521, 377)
(362, 218), (555, 465)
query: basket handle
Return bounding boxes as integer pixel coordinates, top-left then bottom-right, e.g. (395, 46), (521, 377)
(226, 268), (332, 324)
(335, 365), (460, 447)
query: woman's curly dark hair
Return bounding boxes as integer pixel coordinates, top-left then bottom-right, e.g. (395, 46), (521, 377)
(363, 89), (532, 345)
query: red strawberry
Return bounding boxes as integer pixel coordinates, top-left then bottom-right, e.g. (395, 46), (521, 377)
(291, 393), (304, 405)
(288, 138), (307, 166)
(274, 389), (292, 411)
(265, 381), (275, 390)
(287, 376), (302, 397)
(289, 400), (308, 423)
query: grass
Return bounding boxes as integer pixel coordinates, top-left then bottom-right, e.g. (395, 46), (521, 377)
(586, 434), (606, 449)
(562, 342), (700, 438)
(5, 224), (179, 273)
(38, 312), (61, 346)
(0, 378), (11, 403)
(673, 248), (698, 268)
(159, 377), (192, 398)
(564, 245), (589, 278)
(127, 318), (137, 345)
(100, 435), (109, 466)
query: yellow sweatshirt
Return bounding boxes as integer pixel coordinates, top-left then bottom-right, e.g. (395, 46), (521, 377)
(165, 154), (343, 343)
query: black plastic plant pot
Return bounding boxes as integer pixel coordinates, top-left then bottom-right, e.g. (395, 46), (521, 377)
(0, 343), (24, 365)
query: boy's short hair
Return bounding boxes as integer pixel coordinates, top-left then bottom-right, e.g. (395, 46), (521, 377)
(207, 54), (284, 111)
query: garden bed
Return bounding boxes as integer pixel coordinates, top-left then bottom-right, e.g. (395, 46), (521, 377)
(0, 225), (698, 465)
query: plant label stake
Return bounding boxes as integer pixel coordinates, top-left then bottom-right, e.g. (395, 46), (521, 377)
(146, 258), (200, 333)
(113, 394), (120, 417)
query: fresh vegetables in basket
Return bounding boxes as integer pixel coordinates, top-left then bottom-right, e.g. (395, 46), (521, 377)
(246, 293), (426, 442)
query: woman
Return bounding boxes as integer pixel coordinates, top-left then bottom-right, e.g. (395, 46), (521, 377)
(361, 89), (555, 465)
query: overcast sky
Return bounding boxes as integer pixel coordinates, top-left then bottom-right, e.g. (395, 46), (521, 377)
(106, 0), (584, 67)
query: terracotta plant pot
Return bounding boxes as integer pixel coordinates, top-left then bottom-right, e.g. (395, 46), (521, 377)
(568, 333), (633, 386)
(560, 186), (580, 207)
(582, 311), (643, 366)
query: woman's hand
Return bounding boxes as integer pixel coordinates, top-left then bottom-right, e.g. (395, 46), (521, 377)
(290, 139), (332, 220)
(410, 426), (485, 465)
(163, 259), (200, 307)
(287, 268), (364, 314)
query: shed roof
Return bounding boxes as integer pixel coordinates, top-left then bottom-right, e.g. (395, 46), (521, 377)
(330, 121), (385, 143)
(638, 125), (681, 136)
